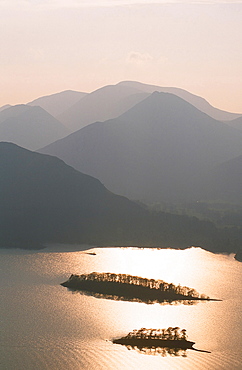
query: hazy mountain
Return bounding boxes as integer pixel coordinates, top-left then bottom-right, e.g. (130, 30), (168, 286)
(57, 81), (241, 132)
(28, 90), (87, 117)
(225, 116), (242, 131)
(40, 92), (242, 204)
(118, 81), (241, 121)
(1, 142), (239, 252)
(0, 105), (70, 150)
(57, 84), (149, 131)
(0, 104), (11, 113)
(0, 104), (30, 123)
(195, 155), (242, 204)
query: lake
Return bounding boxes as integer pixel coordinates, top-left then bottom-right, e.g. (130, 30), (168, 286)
(0, 246), (241, 369)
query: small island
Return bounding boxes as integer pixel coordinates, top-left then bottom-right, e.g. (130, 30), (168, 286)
(112, 327), (211, 356)
(113, 327), (194, 348)
(61, 272), (219, 304)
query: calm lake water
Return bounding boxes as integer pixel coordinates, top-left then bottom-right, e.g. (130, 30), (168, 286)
(0, 246), (241, 370)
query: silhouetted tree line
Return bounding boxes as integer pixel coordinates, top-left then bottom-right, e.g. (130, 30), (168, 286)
(62, 272), (210, 301)
(122, 327), (187, 341)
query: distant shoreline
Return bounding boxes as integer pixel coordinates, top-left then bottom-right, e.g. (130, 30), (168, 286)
(0, 244), (236, 258)
(0, 243), (95, 254)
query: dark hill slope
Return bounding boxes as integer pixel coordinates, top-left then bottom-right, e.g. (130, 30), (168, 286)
(195, 155), (242, 204)
(28, 90), (87, 117)
(40, 92), (242, 203)
(0, 142), (237, 252)
(0, 105), (70, 150)
(0, 142), (147, 248)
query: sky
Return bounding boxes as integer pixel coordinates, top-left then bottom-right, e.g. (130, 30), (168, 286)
(0, 0), (241, 113)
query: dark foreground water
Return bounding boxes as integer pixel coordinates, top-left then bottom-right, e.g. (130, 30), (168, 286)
(0, 246), (241, 369)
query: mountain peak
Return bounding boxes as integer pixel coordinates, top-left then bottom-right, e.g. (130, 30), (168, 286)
(117, 81), (241, 120)
(40, 89), (242, 204)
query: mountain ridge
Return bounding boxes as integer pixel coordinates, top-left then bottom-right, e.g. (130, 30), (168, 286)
(118, 81), (242, 121)
(57, 81), (242, 131)
(28, 90), (87, 117)
(39, 91), (242, 203)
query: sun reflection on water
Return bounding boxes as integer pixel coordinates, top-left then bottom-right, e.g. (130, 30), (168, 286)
(1, 246), (241, 370)
(69, 247), (221, 297)
(62, 246), (241, 352)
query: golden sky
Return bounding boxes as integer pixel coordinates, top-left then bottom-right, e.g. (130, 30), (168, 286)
(0, 0), (241, 113)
